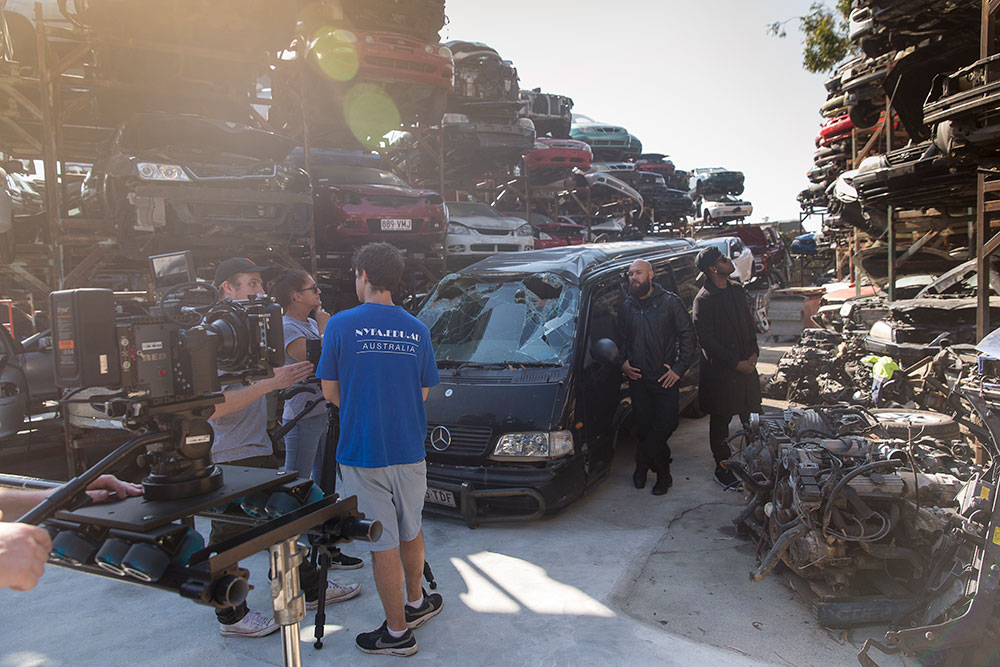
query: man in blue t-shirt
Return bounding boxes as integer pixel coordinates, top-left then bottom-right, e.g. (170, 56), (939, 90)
(318, 242), (441, 657)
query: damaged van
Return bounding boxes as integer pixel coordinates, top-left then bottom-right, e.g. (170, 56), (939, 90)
(415, 240), (701, 526)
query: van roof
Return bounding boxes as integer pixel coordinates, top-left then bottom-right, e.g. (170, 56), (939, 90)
(454, 240), (698, 283)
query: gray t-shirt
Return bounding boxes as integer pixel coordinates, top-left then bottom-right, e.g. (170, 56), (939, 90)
(282, 315), (326, 421)
(211, 381), (272, 463)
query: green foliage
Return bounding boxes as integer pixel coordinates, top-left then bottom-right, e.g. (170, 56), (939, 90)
(768, 1), (856, 74)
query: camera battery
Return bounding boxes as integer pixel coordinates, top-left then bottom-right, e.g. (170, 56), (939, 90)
(50, 289), (121, 387)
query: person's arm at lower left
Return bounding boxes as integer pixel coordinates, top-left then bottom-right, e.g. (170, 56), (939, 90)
(0, 475), (143, 520)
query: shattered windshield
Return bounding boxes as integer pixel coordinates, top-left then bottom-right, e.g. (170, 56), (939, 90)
(417, 272), (579, 366)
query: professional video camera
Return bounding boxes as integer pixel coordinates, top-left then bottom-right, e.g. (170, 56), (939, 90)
(18, 252), (380, 665)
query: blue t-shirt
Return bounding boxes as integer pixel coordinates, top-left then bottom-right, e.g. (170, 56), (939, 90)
(317, 302), (439, 468)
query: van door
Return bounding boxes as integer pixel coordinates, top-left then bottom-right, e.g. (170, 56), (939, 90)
(578, 278), (626, 475)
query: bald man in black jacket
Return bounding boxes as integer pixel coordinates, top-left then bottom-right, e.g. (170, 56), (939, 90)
(618, 259), (696, 495)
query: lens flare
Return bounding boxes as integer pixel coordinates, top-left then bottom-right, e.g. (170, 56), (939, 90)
(343, 84), (401, 148)
(310, 27), (360, 82)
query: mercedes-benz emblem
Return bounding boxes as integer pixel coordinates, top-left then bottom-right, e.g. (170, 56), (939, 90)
(430, 426), (452, 452)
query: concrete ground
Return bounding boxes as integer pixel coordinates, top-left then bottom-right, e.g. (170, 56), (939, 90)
(0, 339), (907, 667)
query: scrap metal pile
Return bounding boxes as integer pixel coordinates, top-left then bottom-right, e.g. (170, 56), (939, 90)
(727, 393), (1000, 664)
(799, 0), (983, 244)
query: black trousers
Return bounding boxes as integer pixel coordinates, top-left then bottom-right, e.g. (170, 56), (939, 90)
(628, 380), (679, 476)
(708, 412), (749, 467)
(211, 454), (322, 625)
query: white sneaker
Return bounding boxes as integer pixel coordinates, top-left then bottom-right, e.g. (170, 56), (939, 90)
(219, 609), (280, 638)
(306, 579), (362, 610)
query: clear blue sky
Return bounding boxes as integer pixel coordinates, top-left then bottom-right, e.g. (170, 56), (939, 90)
(443, 0), (831, 223)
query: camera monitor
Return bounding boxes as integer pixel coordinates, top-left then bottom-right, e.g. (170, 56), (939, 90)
(149, 251), (195, 291)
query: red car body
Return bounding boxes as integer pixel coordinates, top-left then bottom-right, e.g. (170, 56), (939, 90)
(525, 138), (592, 172)
(312, 168), (447, 251)
(311, 29), (454, 91)
(817, 113), (855, 147)
(634, 154), (675, 177)
(355, 30), (454, 90)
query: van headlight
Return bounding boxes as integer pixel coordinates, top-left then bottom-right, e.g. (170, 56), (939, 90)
(492, 431), (573, 460)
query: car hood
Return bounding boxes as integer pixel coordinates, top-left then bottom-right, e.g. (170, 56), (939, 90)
(450, 214), (522, 230)
(118, 113), (294, 161)
(855, 246), (962, 289)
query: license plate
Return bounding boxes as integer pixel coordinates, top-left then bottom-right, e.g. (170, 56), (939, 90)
(381, 218), (412, 231)
(425, 487), (456, 507)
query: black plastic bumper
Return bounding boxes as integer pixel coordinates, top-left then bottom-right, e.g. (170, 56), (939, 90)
(423, 455), (586, 528)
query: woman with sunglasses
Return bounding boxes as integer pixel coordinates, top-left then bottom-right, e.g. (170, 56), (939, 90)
(270, 269), (332, 478)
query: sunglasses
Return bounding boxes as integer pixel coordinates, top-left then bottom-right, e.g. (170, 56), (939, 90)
(297, 284), (320, 293)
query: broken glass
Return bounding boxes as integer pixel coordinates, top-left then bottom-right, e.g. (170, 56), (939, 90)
(417, 272), (579, 365)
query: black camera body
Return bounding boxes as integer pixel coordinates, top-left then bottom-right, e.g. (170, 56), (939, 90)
(51, 287), (284, 420)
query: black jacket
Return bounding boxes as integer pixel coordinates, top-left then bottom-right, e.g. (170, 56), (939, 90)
(692, 279), (761, 416)
(617, 283), (696, 382)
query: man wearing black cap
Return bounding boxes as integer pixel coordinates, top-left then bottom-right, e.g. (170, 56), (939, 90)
(207, 257), (362, 638)
(618, 259), (695, 495)
(692, 246), (761, 490)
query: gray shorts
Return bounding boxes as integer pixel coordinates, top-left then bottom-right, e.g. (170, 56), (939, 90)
(338, 460), (427, 552)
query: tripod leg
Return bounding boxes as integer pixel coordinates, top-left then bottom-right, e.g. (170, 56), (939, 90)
(423, 561), (437, 590)
(313, 549), (331, 649)
(269, 537), (305, 667)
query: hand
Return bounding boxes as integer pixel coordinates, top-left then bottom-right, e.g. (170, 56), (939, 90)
(748, 353), (758, 367)
(621, 359), (642, 380)
(269, 360), (314, 390)
(313, 307), (332, 331)
(0, 520), (51, 591)
(735, 359), (754, 375)
(658, 364), (681, 388)
(84, 475), (142, 504)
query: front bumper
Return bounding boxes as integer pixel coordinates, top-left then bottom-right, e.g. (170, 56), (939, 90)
(129, 183), (311, 242)
(525, 148), (591, 170)
(446, 230), (532, 256)
(423, 455), (587, 527)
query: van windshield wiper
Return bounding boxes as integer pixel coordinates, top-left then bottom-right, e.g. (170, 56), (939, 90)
(503, 361), (563, 368)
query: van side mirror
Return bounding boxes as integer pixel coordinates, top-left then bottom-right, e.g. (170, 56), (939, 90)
(592, 338), (619, 364)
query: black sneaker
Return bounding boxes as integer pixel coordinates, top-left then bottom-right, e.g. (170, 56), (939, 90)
(714, 466), (740, 491)
(405, 588), (443, 629)
(330, 550), (363, 570)
(632, 468), (647, 489)
(355, 621), (417, 657)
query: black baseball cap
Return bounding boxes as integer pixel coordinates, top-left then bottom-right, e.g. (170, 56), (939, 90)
(696, 245), (724, 273)
(214, 257), (270, 286)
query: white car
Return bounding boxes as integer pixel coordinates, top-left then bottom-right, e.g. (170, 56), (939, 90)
(697, 236), (755, 284)
(699, 196), (752, 223)
(445, 201), (534, 267)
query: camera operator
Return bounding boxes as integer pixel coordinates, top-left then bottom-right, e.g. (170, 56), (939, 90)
(0, 475), (141, 591)
(208, 258), (360, 639)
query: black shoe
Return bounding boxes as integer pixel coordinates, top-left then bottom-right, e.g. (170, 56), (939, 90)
(329, 550), (364, 570)
(714, 466), (740, 491)
(632, 468), (648, 489)
(355, 621), (417, 656)
(651, 472), (672, 495)
(405, 588), (443, 629)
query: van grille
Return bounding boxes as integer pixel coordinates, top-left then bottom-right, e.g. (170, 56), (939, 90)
(425, 424), (492, 456)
